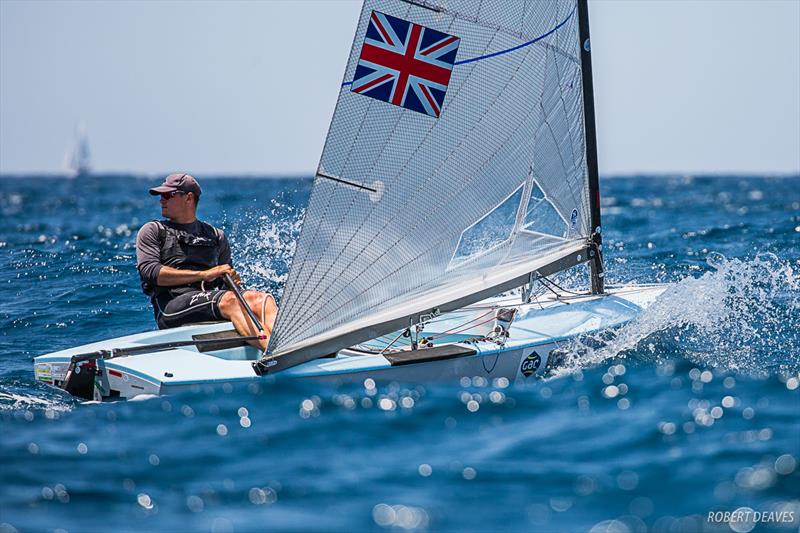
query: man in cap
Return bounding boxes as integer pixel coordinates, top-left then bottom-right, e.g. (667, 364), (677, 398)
(135, 173), (276, 350)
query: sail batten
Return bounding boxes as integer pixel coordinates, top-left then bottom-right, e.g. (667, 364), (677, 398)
(264, 0), (593, 367)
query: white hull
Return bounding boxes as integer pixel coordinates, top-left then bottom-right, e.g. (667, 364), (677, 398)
(33, 285), (667, 400)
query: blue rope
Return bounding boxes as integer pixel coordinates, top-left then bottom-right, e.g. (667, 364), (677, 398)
(340, 5), (576, 87)
(455, 5), (576, 65)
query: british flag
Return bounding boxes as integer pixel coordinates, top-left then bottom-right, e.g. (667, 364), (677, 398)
(351, 11), (460, 118)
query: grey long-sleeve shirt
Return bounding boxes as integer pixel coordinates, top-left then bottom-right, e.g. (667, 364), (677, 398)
(135, 220), (232, 289)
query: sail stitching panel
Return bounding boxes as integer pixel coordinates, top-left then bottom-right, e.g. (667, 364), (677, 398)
(531, 10), (578, 223)
(276, 111), (377, 318)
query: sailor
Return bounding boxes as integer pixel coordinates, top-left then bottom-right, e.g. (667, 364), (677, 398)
(135, 173), (276, 350)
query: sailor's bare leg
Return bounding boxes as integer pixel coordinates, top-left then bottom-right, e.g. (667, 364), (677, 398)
(243, 291), (277, 336)
(218, 291), (271, 351)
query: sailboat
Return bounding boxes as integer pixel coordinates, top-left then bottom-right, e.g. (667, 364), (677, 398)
(63, 122), (91, 178)
(34, 0), (668, 400)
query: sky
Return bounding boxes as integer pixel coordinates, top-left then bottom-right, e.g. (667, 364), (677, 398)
(1, 0), (798, 176)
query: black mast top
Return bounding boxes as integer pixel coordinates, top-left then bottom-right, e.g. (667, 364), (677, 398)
(577, 0), (605, 294)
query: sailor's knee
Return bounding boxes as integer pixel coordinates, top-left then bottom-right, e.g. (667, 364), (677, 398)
(243, 291), (263, 310)
(263, 293), (277, 313)
(218, 291), (237, 315)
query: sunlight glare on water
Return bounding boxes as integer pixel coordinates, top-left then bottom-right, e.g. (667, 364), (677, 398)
(554, 252), (800, 378)
(0, 175), (798, 532)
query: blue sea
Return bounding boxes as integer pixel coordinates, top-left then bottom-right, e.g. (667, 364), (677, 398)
(0, 175), (798, 533)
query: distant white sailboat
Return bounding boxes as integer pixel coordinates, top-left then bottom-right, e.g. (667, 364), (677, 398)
(63, 122), (91, 178)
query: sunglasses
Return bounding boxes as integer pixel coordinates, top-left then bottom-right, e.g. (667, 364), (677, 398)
(160, 191), (187, 200)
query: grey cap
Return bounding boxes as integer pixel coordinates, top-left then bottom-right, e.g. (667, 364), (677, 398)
(149, 173), (202, 197)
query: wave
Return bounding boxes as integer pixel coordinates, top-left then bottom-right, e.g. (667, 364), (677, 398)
(553, 253), (800, 376)
(226, 197), (305, 302)
(0, 381), (74, 413)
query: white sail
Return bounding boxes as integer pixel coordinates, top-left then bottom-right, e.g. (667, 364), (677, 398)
(64, 122), (91, 178)
(267, 0), (592, 364)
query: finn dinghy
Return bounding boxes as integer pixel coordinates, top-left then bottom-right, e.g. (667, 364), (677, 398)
(35, 0), (668, 400)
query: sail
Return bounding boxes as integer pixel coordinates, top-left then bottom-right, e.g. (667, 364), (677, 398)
(64, 122), (91, 178)
(267, 0), (593, 364)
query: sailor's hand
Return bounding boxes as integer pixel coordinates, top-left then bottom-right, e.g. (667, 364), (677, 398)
(201, 264), (236, 283)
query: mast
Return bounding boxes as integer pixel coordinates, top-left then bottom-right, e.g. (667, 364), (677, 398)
(577, 0), (605, 294)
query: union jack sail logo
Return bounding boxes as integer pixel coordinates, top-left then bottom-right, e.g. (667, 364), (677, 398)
(351, 11), (460, 118)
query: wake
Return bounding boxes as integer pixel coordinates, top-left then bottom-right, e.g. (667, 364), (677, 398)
(0, 386), (74, 413)
(553, 253), (800, 376)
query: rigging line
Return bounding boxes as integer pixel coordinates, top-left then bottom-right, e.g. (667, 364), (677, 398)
(379, 328), (412, 356)
(339, 3), (576, 86)
(482, 351), (500, 373)
(537, 276), (568, 302)
(354, 330), (414, 351)
(539, 274), (583, 295)
(532, 291), (546, 310)
(427, 309), (496, 339)
(539, 274), (583, 296)
(455, 3), (576, 65)
(429, 314), (498, 341)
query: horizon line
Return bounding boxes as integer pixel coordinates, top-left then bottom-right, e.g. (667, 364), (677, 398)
(1, 171), (799, 180)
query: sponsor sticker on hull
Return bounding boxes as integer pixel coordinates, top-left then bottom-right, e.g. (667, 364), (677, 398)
(520, 351), (542, 377)
(35, 364), (53, 384)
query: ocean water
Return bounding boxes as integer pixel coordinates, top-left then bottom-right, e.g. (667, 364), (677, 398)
(0, 175), (798, 533)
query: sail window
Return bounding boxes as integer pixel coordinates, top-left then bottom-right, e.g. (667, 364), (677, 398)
(450, 185), (524, 268)
(522, 181), (568, 238)
(529, 181), (546, 201)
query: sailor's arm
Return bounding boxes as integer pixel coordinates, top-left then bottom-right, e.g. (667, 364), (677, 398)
(156, 265), (237, 286)
(135, 222), (239, 288)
